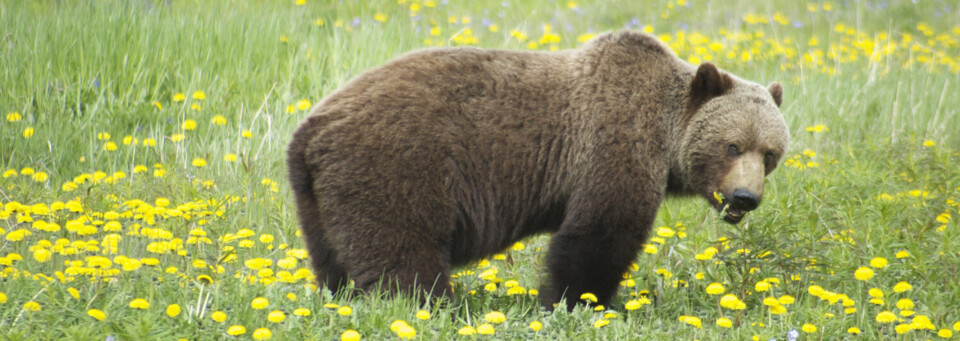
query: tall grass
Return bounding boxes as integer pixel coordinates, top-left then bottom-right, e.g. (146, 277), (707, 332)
(2, 0), (959, 339)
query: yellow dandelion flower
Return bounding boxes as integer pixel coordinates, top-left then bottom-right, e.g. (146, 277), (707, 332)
(341, 330), (360, 341)
(937, 212), (951, 224)
(67, 288), (80, 300)
(870, 257), (888, 268)
(476, 324), (495, 335)
(23, 301), (41, 311)
(251, 297), (269, 309)
(252, 328), (272, 340)
(153, 101), (162, 110)
(706, 283), (725, 295)
(129, 298), (150, 309)
(87, 308), (106, 321)
(6, 112), (22, 122)
(805, 124), (827, 133)
(593, 319), (610, 328)
(267, 310), (286, 323)
(877, 311), (898, 323)
(893, 281), (913, 293)
(242, 130), (252, 138)
(143, 138), (157, 147)
(211, 115), (227, 126)
(337, 306), (352, 316)
(896, 298), (914, 310)
(33, 248), (51, 262)
(457, 326), (476, 335)
(678, 315), (702, 328)
(0, 292), (7, 304)
(484, 311), (506, 324)
(192, 158), (207, 167)
(390, 320), (408, 333)
(227, 325), (246, 335)
(23, 127), (34, 138)
(854, 267), (874, 281)
(923, 140), (935, 147)
(374, 13), (387, 22)
(192, 91), (206, 100)
(895, 323), (913, 334)
(293, 308), (311, 316)
(720, 294), (746, 310)
(644, 244), (658, 254)
(416, 310), (430, 320)
(211, 311), (227, 322)
(802, 323), (817, 333)
(755, 281), (771, 292)
(166, 304), (181, 317)
(896, 250), (910, 258)
(296, 99), (312, 111)
(225, 153), (238, 162)
(769, 303), (787, 315)
(716, 317), (733, 328)
(396, 325), (416, 339)
(939, 329), (953, 338)
(580, 293), (598, 303)
(529, 321), (542, 332)
(182, 119), (197, 131)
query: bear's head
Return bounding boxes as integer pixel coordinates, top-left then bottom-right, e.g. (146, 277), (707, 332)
(675, 62), (789, 224)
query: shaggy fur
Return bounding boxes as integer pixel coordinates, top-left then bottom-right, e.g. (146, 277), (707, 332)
(287, 30), (789, 310)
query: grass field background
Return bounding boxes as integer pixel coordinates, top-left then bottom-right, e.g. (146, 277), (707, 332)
(2, 0), (960, 339)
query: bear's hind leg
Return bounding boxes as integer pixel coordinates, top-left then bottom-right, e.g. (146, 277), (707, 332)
(305, 232), (349, 295)
(341, 227), (454, 305)
(292, 190), (349, 295)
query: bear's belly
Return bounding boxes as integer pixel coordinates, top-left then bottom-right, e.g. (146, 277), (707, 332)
(447, 198), (566, 265)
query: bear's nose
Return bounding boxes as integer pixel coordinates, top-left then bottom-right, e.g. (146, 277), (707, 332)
(730, 189), (760, 211)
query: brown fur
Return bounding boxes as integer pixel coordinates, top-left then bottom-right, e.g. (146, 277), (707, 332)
(287, 30), (789, 310)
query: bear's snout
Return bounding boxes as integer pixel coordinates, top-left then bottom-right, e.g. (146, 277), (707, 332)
(717, 152), (766, 224)
(730, 188), (760, 211)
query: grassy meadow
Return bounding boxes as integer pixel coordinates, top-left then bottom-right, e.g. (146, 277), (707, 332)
(2, 0), (960, 339)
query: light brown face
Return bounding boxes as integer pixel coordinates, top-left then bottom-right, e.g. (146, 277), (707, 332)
(709, 84), (788, 224)
(681, 78), (788, 224)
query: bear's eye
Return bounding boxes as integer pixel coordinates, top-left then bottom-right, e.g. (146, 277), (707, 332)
(764, 152), (775, 165)
(727, 144), (740, 157)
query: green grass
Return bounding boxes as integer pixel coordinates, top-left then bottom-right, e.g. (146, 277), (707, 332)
(2, 0), (960, 339)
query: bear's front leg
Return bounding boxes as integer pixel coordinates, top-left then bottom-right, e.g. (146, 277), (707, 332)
(541, 204), (655, 311)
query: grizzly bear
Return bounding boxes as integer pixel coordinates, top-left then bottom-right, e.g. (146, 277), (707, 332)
(287, 30), (789, 310)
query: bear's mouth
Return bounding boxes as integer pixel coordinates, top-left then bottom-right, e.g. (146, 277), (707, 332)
(722, 206), (746, 224)
(711, 199), (749, 224)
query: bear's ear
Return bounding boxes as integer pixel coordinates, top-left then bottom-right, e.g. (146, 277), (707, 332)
(690, 63), (733, 109)
(768, 82), (783, 107)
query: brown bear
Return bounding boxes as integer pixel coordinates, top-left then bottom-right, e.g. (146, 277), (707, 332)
(287, 30), (789, 310)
